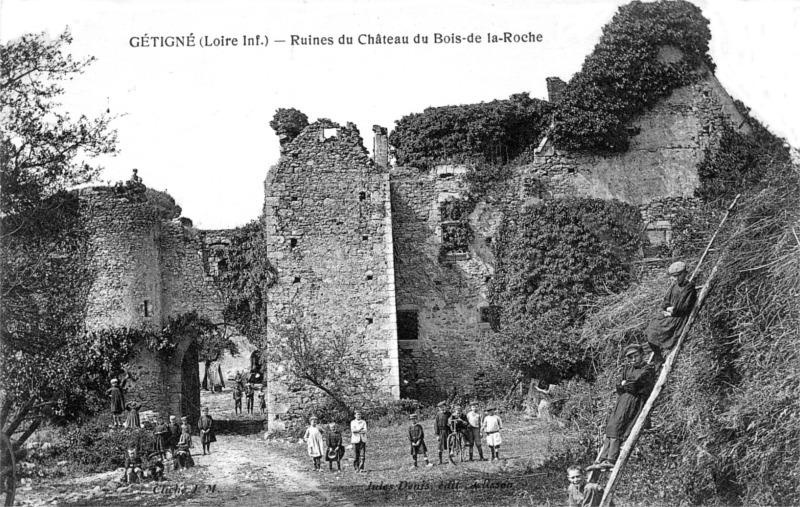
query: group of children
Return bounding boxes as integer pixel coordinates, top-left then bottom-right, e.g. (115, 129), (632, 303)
(120, 406), (217, 484)
(303, 410), (365, 472)
(301, 402), (504, 473)
(233, 381), (267, 415)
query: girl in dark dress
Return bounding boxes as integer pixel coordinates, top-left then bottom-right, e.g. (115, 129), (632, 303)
(325, 422), (345, 471)
(125, 400), (142, 429)
(198, 407), (216, 455)
(106, 379), (125, 427)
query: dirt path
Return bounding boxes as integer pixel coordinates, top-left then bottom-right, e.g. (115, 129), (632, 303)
(14, 434), (354, 507)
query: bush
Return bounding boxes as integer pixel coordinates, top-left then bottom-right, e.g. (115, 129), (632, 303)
(490, 198), (642, 382)
(55, 418), (156, 474)
(389, 92), (552, 170)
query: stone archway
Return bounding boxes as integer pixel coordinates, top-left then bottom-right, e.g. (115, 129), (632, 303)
(167, 336), (201, 424)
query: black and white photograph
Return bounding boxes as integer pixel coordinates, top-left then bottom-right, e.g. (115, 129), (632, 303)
(1, 0), (799, 505)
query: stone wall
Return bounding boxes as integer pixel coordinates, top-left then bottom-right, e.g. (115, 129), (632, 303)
(263, 120), (399, 431)
(391, 166), (496, 401)
(528, 72), (750, 208)
(79, 188), (223, 424)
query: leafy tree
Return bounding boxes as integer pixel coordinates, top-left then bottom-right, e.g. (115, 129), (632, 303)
(267, 311), (380, 416)
(269, 107), (309, 145)
(490, 198), (642, 382)
(0, 30), (117, 447)
(551, 0), (713, 153)
(1, 30), (116, 216)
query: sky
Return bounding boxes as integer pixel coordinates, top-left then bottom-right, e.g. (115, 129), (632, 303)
(1, 0), (798, 229)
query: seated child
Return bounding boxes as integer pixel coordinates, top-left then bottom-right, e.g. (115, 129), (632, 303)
(567, 465), (603, 507)
(173, 429), (195, 470)
(325, 422), (345, 471)
(408, 413), (432, 468)
(123, 447), (144, 484)
(145, 451), (165, 482)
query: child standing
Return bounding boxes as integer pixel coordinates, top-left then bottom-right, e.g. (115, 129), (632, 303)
(303, 416), (325, 472)
(106, 379), (125, 428)
(124, 400), (142, 429)
(233, 384), (243, 415)
(434, 401), (451, 464)
(567, 465), (603, 507)
(245, 383), (255, 414)
(482, 406), (503, 461)
(167, 415), (181, 456)
(258, 386), (267, 414)
(180, 416), (193, 449)
(466, 402), (486, 461)
(198, 406), (216, 455)
(408, 413), (433, 469)
(153, 417), (169, 460)
(350, 410), (367, 472)
(325, 422), (345, 471)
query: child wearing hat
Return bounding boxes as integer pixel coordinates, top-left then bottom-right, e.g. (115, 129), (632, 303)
(304, 416), (325, 472)
(646, 261), (697, 369)
(588, 343), (655, 471)
(408, 413), (433, 468)
(481, 406), (503, 461)
(105, 379), (125, 428)
(434, 401), (451, 464)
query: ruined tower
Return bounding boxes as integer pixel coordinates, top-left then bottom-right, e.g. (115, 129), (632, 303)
(263, 121), (399, 430)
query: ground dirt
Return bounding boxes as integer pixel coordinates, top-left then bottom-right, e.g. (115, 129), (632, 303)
(12, 391), (567, 507)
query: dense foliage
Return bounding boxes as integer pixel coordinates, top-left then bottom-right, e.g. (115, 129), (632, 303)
(217, 220), (277, 351)
(389, 92), (553, 170)
(696, 100), (793, 201)
(269, 107), (309, 144)
(0, 30), (117, 216)
(551, 0), (713, 153)
(490, 198), (642, 382)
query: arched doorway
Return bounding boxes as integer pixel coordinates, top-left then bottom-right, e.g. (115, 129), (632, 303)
(180, 341), (201, 423)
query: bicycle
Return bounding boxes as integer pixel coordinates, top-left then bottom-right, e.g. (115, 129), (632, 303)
(446, 419), (466, 465)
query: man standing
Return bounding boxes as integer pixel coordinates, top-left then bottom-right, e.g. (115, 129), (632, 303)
(646, 261), (697, 369)
(434, 401), (451, 464)
(350, 410), (367, 472)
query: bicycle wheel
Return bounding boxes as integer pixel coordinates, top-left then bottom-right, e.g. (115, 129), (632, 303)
(447, 434), (459, 465)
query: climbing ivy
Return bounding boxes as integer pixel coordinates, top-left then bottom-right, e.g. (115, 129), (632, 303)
(489, 198), (642, 382)
(552, 0), (713, 153)
(439, 198), (474, 258)
(696, 100), (793, 201)
(389, 92), (553, 170)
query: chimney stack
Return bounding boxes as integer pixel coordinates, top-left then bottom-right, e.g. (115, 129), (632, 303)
(373, 125), (389, 169)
